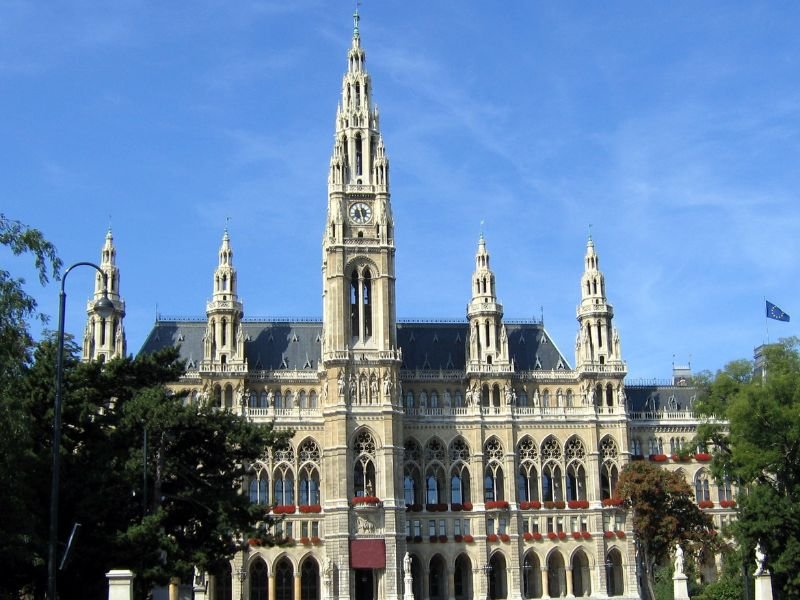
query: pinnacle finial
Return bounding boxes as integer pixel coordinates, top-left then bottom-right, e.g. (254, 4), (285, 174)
(353, 1), (361, 38)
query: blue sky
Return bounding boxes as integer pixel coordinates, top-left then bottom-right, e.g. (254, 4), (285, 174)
(2, 1), (798, 379)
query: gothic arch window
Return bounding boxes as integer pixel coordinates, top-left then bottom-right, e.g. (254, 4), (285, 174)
(518, 391), (528, 406)
(309, 391), (318, 408)
(284, 390), (294, 408)
(695, 469), (711, 503)
(274, 391), (283, 409)
(607, 549), (625, 596)
(221, 317), (227, 346)
(300, 557), (320, 600)
(566, 389), (574, 407)
(571, 549), (592, 596)
(542, 389), (550, 408)
(454, 391), (463, 407)
(275, 558), (294, 600)
(517, 436), (540, 503)
(541, 437), (563, 502)
(298, 439), (321, 506)
(419, 391), (428, 408)
(353, 430), (377, 498)
(273, 464), (295, 506)
(449, 437), (472, 505)
(259, 391), (268, 408)
(606, 383), (614, 407)
(565, 437), (587, 501)
(404, 438), (423, 506)
(488, 553), (507, 600)
(248, 391), (258, 408)
(547, 551), (566, 598)
(350, 270), (360, 338)
(355, 133), (363, 176)
(430, 391), (439, 408)
(718, 475), (733, 502)
(298, 391), (307, 408)
(523, 551), (542, 598)
(249, 465), (269, 505)
(482, 385), (490, 407)
(556, 389), (564, 407)
(600, 436), (620, 500)
(492, 384), (501, 407)
(213, 384), (222, 408)
(249, 558), (268, 600)
(406, 391), (414, 409)
(483, 438), (505, 502)
(213, 562), (232, 600)
(362, 268), (372, 337)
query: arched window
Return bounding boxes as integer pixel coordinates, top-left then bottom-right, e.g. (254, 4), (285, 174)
(695, 469), (711, 502)
(353, 430), (377, 497)
(492, 384), (501, 407)
(454, 554), (473, 600)
(541, 437), (563, 502)
(273, 465), (294, 506)
(547, 552), (566, 598)
(275, 558), (294, 600)
(565, 437), (587, 501)
(600, 437), (620, 500)
(250, 559), (268, 600)
(249, 468), (268, 505)
(259, 391), (268, 408)
(300, 558), (320, 600)
(298, 391), (307, 408)
(299, 439), (321, 506)
(523, 552), (542, 598)
(489, 553), (508, 599)
(607, 549), (624, 596)
(718, 475), (733, 502)
(606, 383), (614, 407)
(483, 438), (505, 502)
(449, 437), (472, 505)
(572, 549), (591, 596)
(517, 437), (540, 502)
(362, 268), (372, 337)
(566, 389), (574, 407)
(309, 391), (318, 408)
(542, 389), (550, 408)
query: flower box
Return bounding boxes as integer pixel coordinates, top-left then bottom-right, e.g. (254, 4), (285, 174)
(528, 500), (542, 509)
(568, 500), (589, 509)
(352, 496), (381, 506)
(547, 532), (558, 541)
(406, 503), (423, 512)
(485, 500), (510, 510)
(671, 454), (691, 463)
(649, 454), (668, 462)
(429, 535), (438, 543)
(631, 454), (645, 461)
(615, 531), (626, 539)
(604, 531), (615, 539)
(426, 503), (448, 512)
(554, 501), (566, 509)
(499, 534), (510, 543)
(694, 452), (712, 462)
(451, 503), (463, 512)
(463, 534), (474, 543)
(533, 532), (543, 541)
(299, 504), (321, 513)
(572, 531), (583, 540)
(720, 499), (737, 508)
(581, 531), (592, 540)
(544, 501), (555, 509)
(273, 505), (296, 514)
(413, 536), (422, 543)
(405, 535), (412, 542)
(454, 534), (464, 543)
(487, 534), (499, 542)
(698, 500), (714, 509)
(602, 497), (624, 507)
(248, 537), (263, 546)
(557, 531), (567, 540)
(300, 536), (311, 545)
(462, 502), (473, 511)
(520, 501), (530, 510)
(523, 532), (534, 541)
(310, 536), (321, 545)
(284, 536), (295, 545)
(439, 535), (448, 543)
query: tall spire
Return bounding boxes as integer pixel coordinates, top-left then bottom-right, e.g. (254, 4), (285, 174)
(575, 235), (624, 370)
(82, 229), (126, 362)
(466, 235), (511, 372)
(202, 230), (246, 371)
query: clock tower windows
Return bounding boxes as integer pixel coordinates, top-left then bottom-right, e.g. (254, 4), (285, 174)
(349, 266), (373, 343)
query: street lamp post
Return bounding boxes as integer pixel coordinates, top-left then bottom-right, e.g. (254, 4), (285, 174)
(48, 262), (114, 600)
(481, 564), (492, 600)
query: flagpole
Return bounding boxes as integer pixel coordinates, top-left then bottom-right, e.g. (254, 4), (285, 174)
(764, 296), (770, 345)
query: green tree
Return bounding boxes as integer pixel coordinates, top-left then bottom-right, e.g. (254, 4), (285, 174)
(696, 338), (800, 597)
(0, 215), (61, 596)
(616, 460), (715, 600)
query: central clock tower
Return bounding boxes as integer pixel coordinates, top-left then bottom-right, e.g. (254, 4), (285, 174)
(322, 9), (396, 360)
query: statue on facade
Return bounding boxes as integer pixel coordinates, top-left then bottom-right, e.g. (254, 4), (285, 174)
(754, 542), (768, 576)
(383, 372), (392, 396)
(532, 389), (540, 407)
(504, 384), (513, 405)
(349, 374), (357, 402)
(674, 543), (684, 575)
(371, 377), (379, 403)
(359, 378), (367, 403)
(465, 387), (473, 406)
(338, 371), (345, 396)
(403, 552), (412, 578)
(617, 384), (626, 406)
(267, 390), (275, 407)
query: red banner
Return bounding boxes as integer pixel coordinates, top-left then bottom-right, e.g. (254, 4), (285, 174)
(350, 539), (386, 568)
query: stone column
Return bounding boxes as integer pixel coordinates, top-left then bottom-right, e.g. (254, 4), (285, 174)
(294, 573), (302, 600)
(754, 574), (774, 600)
(269, 574), (276, 600)
(448, 569), (456, 600)
(673, 572), (690, 600)
(168, 577), (180, 600)
(106, 570), (135, 600)
(540, 567), (549, 598)
(565, 566), (573, 597)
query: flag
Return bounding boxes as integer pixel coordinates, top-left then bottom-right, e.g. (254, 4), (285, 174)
(766, 301), (790, 322)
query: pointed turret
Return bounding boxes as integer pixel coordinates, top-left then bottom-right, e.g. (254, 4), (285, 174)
(83, 229), (126, 362)
(466, 234), (512, 372)
(201, 230), (246, 371)
(575, 236), (626, 403)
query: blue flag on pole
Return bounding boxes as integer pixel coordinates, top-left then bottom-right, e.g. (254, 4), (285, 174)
(766, 301), (790, 322)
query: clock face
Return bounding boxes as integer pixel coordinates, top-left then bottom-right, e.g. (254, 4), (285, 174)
(349, 202), (373, 224)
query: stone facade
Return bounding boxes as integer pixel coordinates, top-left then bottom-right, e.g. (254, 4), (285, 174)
(88, 11), (736, 600)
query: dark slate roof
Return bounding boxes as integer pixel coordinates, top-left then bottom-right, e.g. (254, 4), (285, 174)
(140, 319), (570, 372)
(625, 384), (700, 412)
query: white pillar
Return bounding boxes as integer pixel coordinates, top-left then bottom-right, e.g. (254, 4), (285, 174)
(754, 574), (774, 600)
(106, 569), (135, 600)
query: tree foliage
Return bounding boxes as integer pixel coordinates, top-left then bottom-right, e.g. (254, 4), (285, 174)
(696, 338), (800, 597)
(616, 460), (715, 600)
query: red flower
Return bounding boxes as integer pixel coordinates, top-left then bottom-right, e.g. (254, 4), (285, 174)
(487, 534), (499, 542)
(273, 505), (297, 514)
(529, 500), (542, 509)
(568, 500), (589, 509)
(544, 501), (555, 509)
(649, 454), (668, 462)
(698, 500), (715, 509)
(454, 534), (464, 543)
(485, 500), (510, 510)
(615, 531), (626, 539)
(299, 504), (321, 513)
(547, 532), (558, 541)
(463, 534), (474, 543)
(554, 501), (566, 509)
(602, 497), (623, 507)
(438, 535), (448, 543)
(523, 532), (534, 541)
(572, 531), (583, 540)
(581, 531), (592, 540)
(248, 537), (262, 547)
(557, 531), (567, 540)
(533, 532), (543, 541)
(462, 502), (473, 511)
(520, 501), (530, 510)
(694, 452), (712, 462)
(451, 503), (463, 512)
(499, 534), (510, 543)
(604, 531), (615, 539)
(300, 536), (311, 545)
(720, 499), (737, 508)
(310, 536), (321, 544)
(352, 496), (381, 505)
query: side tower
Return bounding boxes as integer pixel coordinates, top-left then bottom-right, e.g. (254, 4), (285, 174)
(82, 229), (126, 362)
(320, 11), (404, 600)
(575, 236), (627, 408)
(201, 230), (246, 373)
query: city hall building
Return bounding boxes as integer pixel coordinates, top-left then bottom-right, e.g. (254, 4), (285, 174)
(85, 12), (733, 600)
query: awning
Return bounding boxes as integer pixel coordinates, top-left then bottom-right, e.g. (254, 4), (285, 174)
(350, 539), (386, 569)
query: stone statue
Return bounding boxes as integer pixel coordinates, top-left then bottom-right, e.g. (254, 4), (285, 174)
(267, 390), (275, 407)
(338, 371), (346, 396)
(617, 384), (626, 406)
(383, 372), (392, 396)
(323, 557), (333, 579)
(359, 378), (367, 403)
(504, 384), (513, 405)
(403, 552), (412, 578)
(754, 542), (767, 576)
(193, 565), (205, 586)
(349, 374), (357, 402)
(532, 390), (540, 407)
(674, 543), (684, 575)
(465, 387), (473, 406)
(371, 377), (378, 402)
